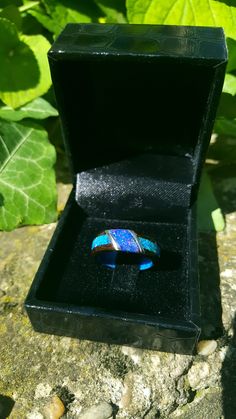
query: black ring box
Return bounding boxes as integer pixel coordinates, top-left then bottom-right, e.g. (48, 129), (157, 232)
(25, 24), (227, 354)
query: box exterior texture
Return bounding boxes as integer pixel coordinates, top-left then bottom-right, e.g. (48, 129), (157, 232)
(25, 24), (227, 354)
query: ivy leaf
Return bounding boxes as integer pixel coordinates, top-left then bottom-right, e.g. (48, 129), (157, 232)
(0, 18), (40, 107)
(0, 16), (19, 50)
(0, 98), (58, 121)
(127, 0), (236, 40)
(0, 5), (22, 29)
(0, 120), (57, 231)
(0, 25), (52, 108)
(208, 132), (236, 162)
(0, 0), (21, 7)
(28, 7), (57, 34)
(217, 93), (236, 119)
(223, 73), (236, 96)
(95, 0), (127, 23)
(226, 38), (236, 72)
(214, 117), (236, 137)
(29, 0), (101, 36)
(198, 170), (225, 232)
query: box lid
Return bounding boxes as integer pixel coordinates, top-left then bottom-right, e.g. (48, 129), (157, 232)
(48, 23), (227, 194)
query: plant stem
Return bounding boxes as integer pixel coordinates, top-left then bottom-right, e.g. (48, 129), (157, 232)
(19, 1), (40, 13)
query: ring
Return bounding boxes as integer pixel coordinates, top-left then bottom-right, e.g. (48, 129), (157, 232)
(91, 229), (160, 271)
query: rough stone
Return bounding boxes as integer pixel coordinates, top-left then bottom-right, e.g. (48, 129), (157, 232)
(26, 412), (44, 419)
(35, 383), (52, 399)
(43, 395), (65, 419)
(187, 362), (210, 390)
(78, 401), (113, 419)
(170, 387), (224, 418)
(119, 371), (134, 409)
(197, 340), (217, 356)
(121, 346), (143, 365)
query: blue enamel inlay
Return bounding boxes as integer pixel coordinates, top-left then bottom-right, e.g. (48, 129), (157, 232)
(92, 229), (159, 271)
(109, 229), (140, 253)
(140, 260), (154, 270)
(92, 234), (110, 250)
(139, 238), (160, 256)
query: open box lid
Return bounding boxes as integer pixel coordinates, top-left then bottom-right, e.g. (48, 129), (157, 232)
(48, 23), (227, 202)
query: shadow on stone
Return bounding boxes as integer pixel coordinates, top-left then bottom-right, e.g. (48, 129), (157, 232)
(221, 314), (236, 418)
(111, 401), (119, 418)
(0, 395), (15, 419)
(198, 232), (223, 339)
(51, 385), (75, 414)
(198, 136), (236, 340)
(208, 135), (236, 216)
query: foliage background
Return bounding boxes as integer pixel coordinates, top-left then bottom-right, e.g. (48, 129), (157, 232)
(0, 0), (236, 231)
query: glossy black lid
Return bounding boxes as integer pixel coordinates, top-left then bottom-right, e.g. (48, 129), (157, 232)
(48, 23), (227, 186)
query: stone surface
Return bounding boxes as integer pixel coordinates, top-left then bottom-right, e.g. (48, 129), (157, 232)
(78, 401), (113, 419)
(170, 387), (224, 418)
(197, 340), (217, 356)
(43, 395), (65, 419)
(0, 137), (236, 418)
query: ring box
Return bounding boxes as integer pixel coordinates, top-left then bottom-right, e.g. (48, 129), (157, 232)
(25, 24), (227, 354)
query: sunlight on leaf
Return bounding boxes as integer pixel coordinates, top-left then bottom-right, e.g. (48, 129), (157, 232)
(198, 170), (225, 232)
(0, 120), (57, 230)
(30, 0), (101, 36)
(0, 97), (58, 121)
(226, 38), (236, 72)
(0, 32), (51, 108)
(95, 0), (127, 23)
(127, 0), (236, 40)
(223, 73), (236, 96)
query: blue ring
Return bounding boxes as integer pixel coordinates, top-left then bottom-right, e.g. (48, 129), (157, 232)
(91, 229), (160, 271)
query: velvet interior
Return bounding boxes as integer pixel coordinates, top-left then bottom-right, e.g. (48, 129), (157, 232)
(36, 196), (190, 320)
(76, 154), (193, 221)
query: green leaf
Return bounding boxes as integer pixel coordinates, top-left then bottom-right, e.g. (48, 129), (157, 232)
(198, 170), (225, 232)
(0, 5), (22, 29)
(127, 0), (236, 40)
(217, 92), (236, 119)
(223, 73), (236, 96)
(0, 98), (58, 121)
(226, 38), (236, 72)
(29, 6), (61, 35)
(28, 7), (61, 34)
(30, 0), (101, 36)
(214, 117), (236, 137)
(0, 0), (21, 7)
(95, 0), (127, 23)
(19, 1), (40, 13)
(0, 29), (52, 108)
(21, 12), (47, 35)
(0, 18), (40, 106)
(208, 133), (236, 162)
(0, 16), (19, 50)
(0, 120), (57, 231)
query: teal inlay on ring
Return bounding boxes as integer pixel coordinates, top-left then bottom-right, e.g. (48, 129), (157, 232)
(140, 261), (153, 270)
(92, 234), (110, 250)
(139, 238), (160, 255)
